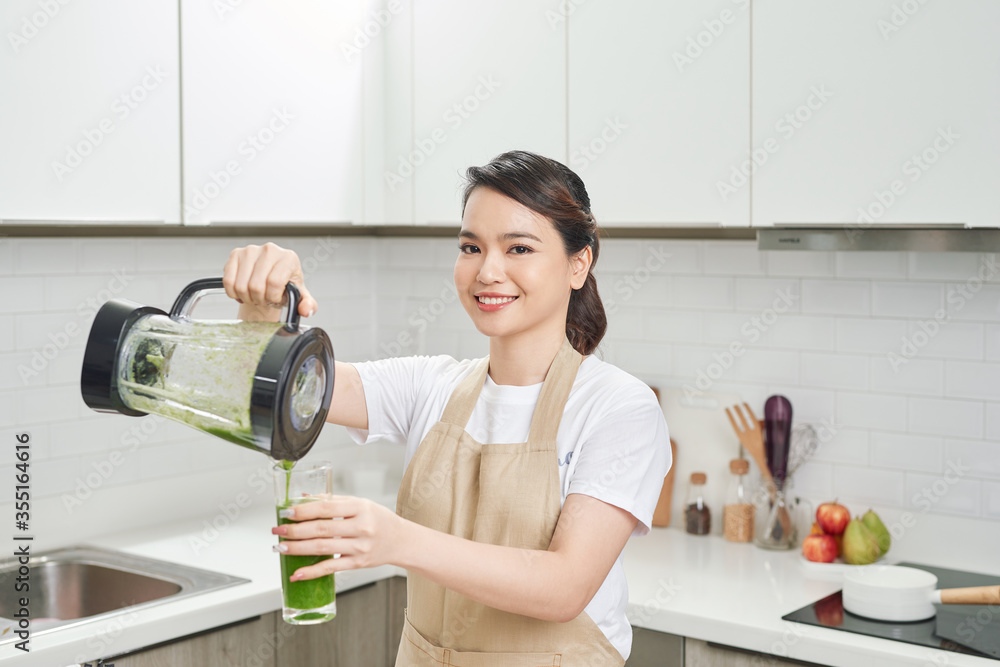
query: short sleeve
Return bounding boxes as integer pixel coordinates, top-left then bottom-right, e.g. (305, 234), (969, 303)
(345, 355), (457, 446)
(566, 385), (671, 537)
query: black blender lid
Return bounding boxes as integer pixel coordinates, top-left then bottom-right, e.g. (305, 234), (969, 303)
(249, 326), (335, 461)
(81, 299), (165, 416)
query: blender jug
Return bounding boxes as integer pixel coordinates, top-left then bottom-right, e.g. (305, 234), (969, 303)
(81, 278), (334, 462)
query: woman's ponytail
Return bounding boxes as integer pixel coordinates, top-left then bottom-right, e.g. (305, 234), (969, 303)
(462, 150), (607, 355)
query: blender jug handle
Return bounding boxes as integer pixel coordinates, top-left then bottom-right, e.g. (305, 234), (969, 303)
(170, 277), (302, 330)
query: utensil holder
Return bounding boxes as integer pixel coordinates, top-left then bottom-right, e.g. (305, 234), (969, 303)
(754, 479), (796, 550)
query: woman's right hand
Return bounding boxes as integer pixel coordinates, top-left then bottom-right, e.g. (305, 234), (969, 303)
(222, 242), (319, 321)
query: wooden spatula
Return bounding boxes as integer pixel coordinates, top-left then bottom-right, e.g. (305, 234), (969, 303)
(725, 402), (772, 484)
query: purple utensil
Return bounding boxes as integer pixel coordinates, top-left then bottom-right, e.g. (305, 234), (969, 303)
(764, 395), (793, 490)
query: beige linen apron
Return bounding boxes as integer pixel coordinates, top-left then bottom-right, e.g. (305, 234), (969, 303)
(394, 338), (625, 667)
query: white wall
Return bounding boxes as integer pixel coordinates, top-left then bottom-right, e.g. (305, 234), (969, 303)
(1, 235), (998, 554)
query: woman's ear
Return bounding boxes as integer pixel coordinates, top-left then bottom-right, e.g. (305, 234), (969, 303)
(570, 246), (592, 290)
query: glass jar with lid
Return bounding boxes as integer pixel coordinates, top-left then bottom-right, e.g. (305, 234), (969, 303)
(684, 472), (711, 536)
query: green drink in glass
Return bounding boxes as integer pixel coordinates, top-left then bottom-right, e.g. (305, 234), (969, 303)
(273, 461), (336, 625)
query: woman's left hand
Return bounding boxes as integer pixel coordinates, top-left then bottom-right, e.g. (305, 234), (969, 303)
(272, 495), (406, 580)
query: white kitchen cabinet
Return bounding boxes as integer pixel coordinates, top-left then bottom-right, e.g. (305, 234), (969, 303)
(180, 0), (365, 224)
(569, 0), (751, 227)
(409, 0), (566, 224)
(0, 0), (181, 223)
(753, 0), (1000, 228)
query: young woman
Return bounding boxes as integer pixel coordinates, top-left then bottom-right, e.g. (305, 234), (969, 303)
(223, 151), (671, 664)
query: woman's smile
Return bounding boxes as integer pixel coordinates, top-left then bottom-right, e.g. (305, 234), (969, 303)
(475, 292), (519, 311)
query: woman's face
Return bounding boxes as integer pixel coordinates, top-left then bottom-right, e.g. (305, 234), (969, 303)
(454, 187), (590, 342)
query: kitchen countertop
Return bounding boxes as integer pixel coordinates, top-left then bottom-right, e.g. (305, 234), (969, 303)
(2, 506), (997, 667)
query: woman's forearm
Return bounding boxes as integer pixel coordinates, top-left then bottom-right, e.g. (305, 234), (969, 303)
(395, 518), (583, 623)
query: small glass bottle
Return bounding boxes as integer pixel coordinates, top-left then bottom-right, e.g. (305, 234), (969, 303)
(684, 472), (711, 535)
(723, 459), (754, 542)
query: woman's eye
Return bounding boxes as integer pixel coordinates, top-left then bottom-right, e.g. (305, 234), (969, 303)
(510, 245), (533, 255)
(458, 243), (480, 254)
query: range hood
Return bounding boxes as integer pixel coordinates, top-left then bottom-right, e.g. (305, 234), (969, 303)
(757, 225), (1000, 252)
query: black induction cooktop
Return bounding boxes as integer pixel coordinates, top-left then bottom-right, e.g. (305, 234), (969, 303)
(783, 562), (998, 661)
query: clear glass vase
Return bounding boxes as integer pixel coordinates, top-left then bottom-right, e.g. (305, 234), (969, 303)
(754, 479), (796, 550)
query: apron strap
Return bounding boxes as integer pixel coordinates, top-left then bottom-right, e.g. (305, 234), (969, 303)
(439, 356), (491, 427)
(527, 338), (583, 445)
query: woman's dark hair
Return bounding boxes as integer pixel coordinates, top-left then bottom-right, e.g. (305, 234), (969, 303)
(461, 150), (606, 356)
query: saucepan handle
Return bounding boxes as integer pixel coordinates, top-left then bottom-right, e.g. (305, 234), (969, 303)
(170, 277), (301, 330)
(937, 585), (1000, 606)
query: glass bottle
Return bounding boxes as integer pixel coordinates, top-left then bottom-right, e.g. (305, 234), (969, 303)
(723, 459), (754, 542)
(684, 472), (711, 535)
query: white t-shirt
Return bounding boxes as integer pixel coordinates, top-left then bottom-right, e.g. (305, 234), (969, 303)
(346, 353), (672, 660)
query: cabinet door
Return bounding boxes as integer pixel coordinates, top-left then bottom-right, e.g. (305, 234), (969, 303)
(277, 579), (390, 667)
(753, 0), (1000, 227)
(111, 613), (278, 667)
(685, 638), (827, 667)
(626, 627), (684, 666)
(569, 0), (751, 227)
(180, 0), (365, 224)
(410, 0), (566, 224)
(0, 0), (180, 223)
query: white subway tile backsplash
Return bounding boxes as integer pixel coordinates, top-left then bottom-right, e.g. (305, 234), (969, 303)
(802, 352), (868, 391)
(640, 241), (700, 274)
(140, 442), (194, 481)
(703, 242), (765, 276)
(870, 432), (942, 473)
(905, 473), (981, 517)
(0, 276), (46, 313)
(833, 465), (904, 507)
(987, 403), (1000, 441)
(50, 419), (115, 458)
(811, 428), (869, 466)
(908, 397), (983, 439)
(0, 397), (15, 427)
(671, 276), (733, 310)
(14, 239), (78, 275)
(872, 282), (943, 318)
(595, 240), (642, 273)
(869, 357), (943, 397)
(613, 341), (671, 379)
(701, 312), (756, 346)
(988, 325), (1000, 361)
(836, 318), (907, 354)
(0, 425), (50, 465)
(0, 352), (38, 390)
(0, 316), (12, 351)
(78, 239), (137, 274)
(907, 321), (983, 361)
(32, 455), (83, 497)
(908, 253), (993, 282)
(734, 278), (800, 313)
(0, 240), (12, 276)
(945, 361), (1000, 401)
(944, 439), (1000, 480)
(622, 275), (671, 308)
(793, 461), (833, 498)
(802, 280), (870, 316)
(945, 284), (1000, 322)
(774, 387), (836, 425)
(643, 309), (701, 343)
(985, 482), (1000, 520)
(766, 316), (836, 351)
(385, 238), (444, 269)
(603, 306), (644, 341)
(837, 392), (907, 431)
(765, 251), (835, 277)
(835, 252), (907, 279)
(15, 312), (88, 351)
(44, 274), (128, 311)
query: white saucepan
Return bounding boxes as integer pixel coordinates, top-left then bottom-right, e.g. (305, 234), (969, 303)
(843, 565), (1000, 622)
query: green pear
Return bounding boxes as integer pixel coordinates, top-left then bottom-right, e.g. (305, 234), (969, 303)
(842, 517), (881, 565)
(862, 509), (891, 556)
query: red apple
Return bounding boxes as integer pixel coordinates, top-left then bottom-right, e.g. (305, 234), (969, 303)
(816, 501), (850, 535)
(814, 593), (844, 627)
(802, 534), (838, 563)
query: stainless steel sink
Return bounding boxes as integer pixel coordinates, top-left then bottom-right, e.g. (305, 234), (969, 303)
(0, 545), (249, 642)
